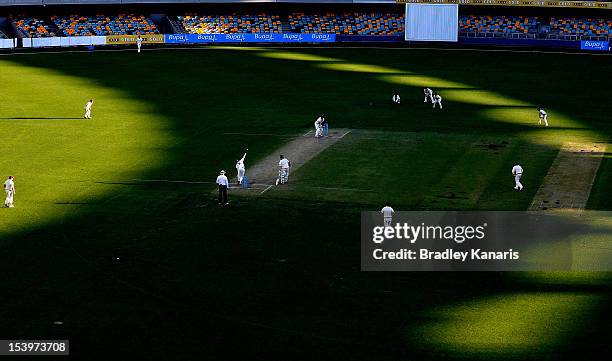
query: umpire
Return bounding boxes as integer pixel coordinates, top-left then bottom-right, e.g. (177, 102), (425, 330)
(216, 170), (229, 205)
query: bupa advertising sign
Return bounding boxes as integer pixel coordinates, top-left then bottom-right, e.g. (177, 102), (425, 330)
(580, 40), (609, 51)
(164, 33), (336, 44)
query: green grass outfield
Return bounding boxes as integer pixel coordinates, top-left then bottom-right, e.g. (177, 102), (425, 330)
(0, 47), (611, 360)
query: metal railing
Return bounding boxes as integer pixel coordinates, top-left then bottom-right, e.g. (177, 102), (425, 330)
(460, 31), (610, 41)
(459, 31), (537, 39)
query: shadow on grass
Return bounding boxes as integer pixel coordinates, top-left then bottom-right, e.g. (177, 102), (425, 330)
(0, 48), (610, 360)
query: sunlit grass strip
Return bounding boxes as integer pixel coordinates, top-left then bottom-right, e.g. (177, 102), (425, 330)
(443, 89), (532, 107)
(481, 107), (585, 129)
(317, 62), (408, 74)
(514, 272), (612, 286)
(257, 51), (342, 62)
(408, 293), (602, 358)
(379, 74), (473, 89)
(0, 60), (174, 237)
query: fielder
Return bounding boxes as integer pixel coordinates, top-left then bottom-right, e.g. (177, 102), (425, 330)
(512, 163), (524, 191)
(84, 99), (94, 119)
(381, 203), (394, 226)
(392, 93), (401, 104)
(277, 155), (291, 185)
(433, 93), (443, 109)
(235, 149), (248, 184)
(423, 88), (433, 103)
(538, 107), (548, 127)
(4, 176), (15, 208)
(136, 36), (142, 53)
(314, 115), (324, 138)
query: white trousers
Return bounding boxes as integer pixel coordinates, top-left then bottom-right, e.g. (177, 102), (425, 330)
(424, 95), (429, 103)
(5, 190), (13, 206)
(539, 115), (548, 126)
(514, 174), (523, 190)
(384, 217), (393, 227)
(137, 43), (141, 53)
(315, 126), (323, 138)
(237, 167), (245, 183)
(280, 168), (289, 183)
(84, 109), (91, 119)
(433, 101), (442, 109)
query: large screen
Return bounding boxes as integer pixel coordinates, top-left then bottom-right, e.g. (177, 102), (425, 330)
(405, 3), (459, 42)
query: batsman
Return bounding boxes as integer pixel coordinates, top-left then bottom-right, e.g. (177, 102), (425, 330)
(277, 155), (291, 185)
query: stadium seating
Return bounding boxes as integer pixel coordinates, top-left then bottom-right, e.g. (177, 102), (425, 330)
(52, 14), (158, 36)
(178, 14), (282, 34)
(549, 17), (612, 39)
(15, 17), (59, 37)
(9, 11), (611, 42)
(459, 15), (538, 35)
(288, 13), (404, 35)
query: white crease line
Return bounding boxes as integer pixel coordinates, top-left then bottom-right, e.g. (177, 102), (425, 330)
(260, 184), (274, 194)
(303, 129), (312, 136)
(339, 130), (351, 139)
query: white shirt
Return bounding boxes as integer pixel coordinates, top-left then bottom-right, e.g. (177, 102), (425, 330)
(85, 101), (93, 110)
(4, 179), (14, 191)
(279, 158), (290, 169)
(539, 109), (547, 117)
(236, 153), (247, 170)
(216, 175), (229, 186)
(425, 88), (433, 96)
(435, 95), (442, 102)
(381, 206), (394, 218)
(137, 38), (142, 45)
(512, 165), (523, 175)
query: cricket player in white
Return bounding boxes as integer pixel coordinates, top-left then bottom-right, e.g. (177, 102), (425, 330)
(236, 149), (247, 184)
(512, 163), (524, 191)
(84, 99), (93, 119)
(538, 108), (548, 126)
(424, 88), (433, 103)
(381, 203), (394, 226)
(277, 155), (291, 185)
(433, 93), (443, 109)
(136, 36), (142, 53)
(392, 93), (401, 104)
(4, 176), (15, 208)
(314, 116), (324, 138)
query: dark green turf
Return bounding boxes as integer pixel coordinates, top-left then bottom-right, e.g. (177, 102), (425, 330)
(0, 47), (610, 360)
